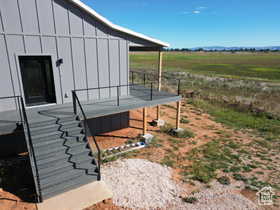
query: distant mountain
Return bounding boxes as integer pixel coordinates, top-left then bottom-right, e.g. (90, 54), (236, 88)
(191, 46), (280, 51)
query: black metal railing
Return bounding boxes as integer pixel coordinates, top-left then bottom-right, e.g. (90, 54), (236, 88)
(72, 91), (101, 180)
(0, 96), (42, 202)
(73, 83), (159, 108)
(130, 71), (181, 96)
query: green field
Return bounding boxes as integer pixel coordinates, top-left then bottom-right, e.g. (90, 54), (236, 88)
(130, 52), (280, 82)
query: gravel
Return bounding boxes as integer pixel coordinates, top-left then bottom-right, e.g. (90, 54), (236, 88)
(102, 159), (258, 210)
(102, 159), (181, 209)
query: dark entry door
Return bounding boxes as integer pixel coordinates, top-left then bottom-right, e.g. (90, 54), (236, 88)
(19, 56), (56, 106)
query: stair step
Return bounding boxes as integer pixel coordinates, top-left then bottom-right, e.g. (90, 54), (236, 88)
(39, 158), (96, 179)
(29, 119), (57, 129)
(36, 143), (89, 161)
(33, 135), (85, 150)
(57, 115), (79, 123)
(30, 124), (61, 136)
(31, 131), (63, 142)
(40, 170), (84, 188)
(37, 151), (92, 170)
(34, 140), (88, 159)
(60, 120), (82, 130)
(42, 173), (98, 200)
(66, 127), (84, 136)
(40, 164), (98, 188)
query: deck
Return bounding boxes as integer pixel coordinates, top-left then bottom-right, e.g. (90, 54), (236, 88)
(0, 85), (181, 135)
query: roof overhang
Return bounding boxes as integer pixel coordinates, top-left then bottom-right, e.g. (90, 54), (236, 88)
(69, 0), (170, 48)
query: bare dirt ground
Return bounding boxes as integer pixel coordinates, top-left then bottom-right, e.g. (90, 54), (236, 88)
(1, 102), (279, 210)
(89, 102), (280, 209)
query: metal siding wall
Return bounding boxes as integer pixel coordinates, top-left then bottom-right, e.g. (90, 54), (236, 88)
(53, 0), (70, 35)
(119, 40), (128, 95)
(37, 0), (55, 34)
(57, 37), (74, 102)
(6, 35), (25, 96)
(83, 15), (97, 36)
(68, 4), (84, 36)
(72, 38), (87, 100)
(109, 39), (120, 97)
(97, 39), (110, 99)
(24, 36), (42, 54)
(85, 38), (99, 100)
(0, 0), (22, 33)
(0, 35), (16, 111)
(18, 0), (39, 33)
(96, 21), (108, 37)
(0, 7), (3, 32)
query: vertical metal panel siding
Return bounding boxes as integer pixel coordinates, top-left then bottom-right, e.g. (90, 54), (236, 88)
(36, 0), (55, 34)
(5, 35), (25, 96)
(53, 0), (70, 35)
(18, 0), (39, 33)
(0, 35), (15, 111)
(57, 37), (74, 102)
(0, 0), (22, 33)
(109, 39), (120, 97)
(97, 39), (110, 99)
(24, 36), (41, 54)
(83, 15), (97, 36)
(119, 40), (128, 95)
(68, 4), (84, 36)
(72, 38), (87, 100)
(85, 38), (99, 100)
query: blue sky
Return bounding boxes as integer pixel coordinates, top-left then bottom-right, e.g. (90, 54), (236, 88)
(81, 0), (280, 48)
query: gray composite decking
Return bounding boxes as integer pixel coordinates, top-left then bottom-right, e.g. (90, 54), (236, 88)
(0, 85), (181, 135)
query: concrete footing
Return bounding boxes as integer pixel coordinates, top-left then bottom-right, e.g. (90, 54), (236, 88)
(151, 119), (165, 127)
(140, 133), (154, 144)
(37, 181), (113, 210)
(170, 128), (184, 136)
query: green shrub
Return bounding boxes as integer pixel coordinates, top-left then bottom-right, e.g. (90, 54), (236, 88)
(182, 196), (198, 204)
(217, 176), (231, 185)
(170, 128), (195, 139)
(180, 117), (190, 124)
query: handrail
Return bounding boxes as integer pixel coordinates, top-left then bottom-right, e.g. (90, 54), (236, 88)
(19, 97), (42, 202)
(0, 96), (42, 202)
(131, 70), (181, 96)
(72, 91), (101, 180)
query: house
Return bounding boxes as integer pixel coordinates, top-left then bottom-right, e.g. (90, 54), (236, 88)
(0, 0), (181, 203)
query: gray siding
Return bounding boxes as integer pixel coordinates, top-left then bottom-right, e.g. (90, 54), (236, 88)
(0, 0), (137, 112)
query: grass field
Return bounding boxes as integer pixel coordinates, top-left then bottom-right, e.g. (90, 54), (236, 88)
(130, 52), (280, 82)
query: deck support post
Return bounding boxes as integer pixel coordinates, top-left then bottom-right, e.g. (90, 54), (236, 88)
(176, 101), (181, 130)
(155, 50), (164, 125)
(143, 107), (147, 135)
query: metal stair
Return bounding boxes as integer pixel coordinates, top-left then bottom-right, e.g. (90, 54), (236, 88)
(29, 115), (99, 200)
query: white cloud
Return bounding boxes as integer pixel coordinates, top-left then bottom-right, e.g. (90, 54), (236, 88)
(197, 6), (207, 10)
(192, 10), (201, 14)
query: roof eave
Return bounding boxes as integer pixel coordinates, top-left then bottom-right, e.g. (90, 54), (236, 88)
(69, 0), (170, 48)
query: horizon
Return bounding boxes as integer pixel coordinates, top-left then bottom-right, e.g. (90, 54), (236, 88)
(81, 0), (280, 48)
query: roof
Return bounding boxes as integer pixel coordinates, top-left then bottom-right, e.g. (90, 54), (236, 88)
(69, 0), (170, 47)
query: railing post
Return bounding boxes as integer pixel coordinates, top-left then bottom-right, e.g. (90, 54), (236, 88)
(117, 86), (120, 106)
(178, 79), (181, 96)
(132, 72), (134, 85)
(144, 73), (146, 86)
(150, 82), (153, 101)
(72, 91), (77, 115)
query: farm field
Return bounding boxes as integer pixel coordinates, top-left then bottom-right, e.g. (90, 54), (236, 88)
(130, 52), (280, 82)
